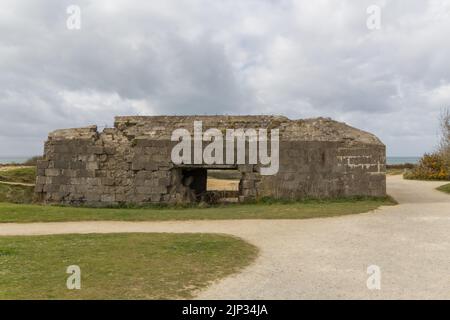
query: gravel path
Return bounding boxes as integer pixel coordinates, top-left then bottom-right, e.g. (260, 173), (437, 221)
(0, 175), (449, 299)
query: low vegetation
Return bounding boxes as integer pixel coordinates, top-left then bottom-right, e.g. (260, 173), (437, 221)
(0, 196), (395, 223)
(0, 166), (36, 204)
(405, 108), (450, 181)
(386, 163), (415, 175)
(404, 152), (449, 180)
(0, 183), (34, 204)
(436, 183), (450, 194)
(0, 166), (36, 184)
(22, 155), (43, 166)
(0, 233), (257, 299)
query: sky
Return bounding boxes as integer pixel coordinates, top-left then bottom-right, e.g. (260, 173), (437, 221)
(1, 0), (450, 157)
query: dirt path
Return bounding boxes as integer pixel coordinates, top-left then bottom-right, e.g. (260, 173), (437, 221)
(0, 181), (34, 187)
(0, 166), (30, 171)
(0, 176), (449, 299)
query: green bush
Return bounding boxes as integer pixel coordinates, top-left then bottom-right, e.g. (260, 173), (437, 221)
(404, 153), (449, 180)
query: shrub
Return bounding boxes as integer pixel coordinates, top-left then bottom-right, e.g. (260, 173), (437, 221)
(23, 156), (43, 166)
(404, 152), (449, 180)
(438, 108), (450, 163)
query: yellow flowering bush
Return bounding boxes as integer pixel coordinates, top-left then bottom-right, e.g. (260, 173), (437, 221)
(404, 153), (449, 180)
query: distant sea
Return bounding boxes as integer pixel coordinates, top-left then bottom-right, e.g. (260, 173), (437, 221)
(0, 157), (30, 164)
(387, 156), (420, 165)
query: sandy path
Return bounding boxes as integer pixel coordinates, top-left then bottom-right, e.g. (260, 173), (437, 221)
(0, 166), (31, 171)
(0, 181), (34, 187)
(0, 176), (449, 299)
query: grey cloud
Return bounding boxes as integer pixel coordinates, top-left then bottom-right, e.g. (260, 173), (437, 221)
(0, 0), (450, 157)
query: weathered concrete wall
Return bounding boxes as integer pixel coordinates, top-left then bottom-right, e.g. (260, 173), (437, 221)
(257, 141), (385, 199)
(35, 116), (386, 206)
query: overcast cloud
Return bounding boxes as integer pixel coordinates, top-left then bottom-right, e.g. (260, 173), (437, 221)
(1, 0), (450, 157)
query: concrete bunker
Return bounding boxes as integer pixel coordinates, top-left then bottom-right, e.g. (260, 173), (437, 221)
(35, 115), (386, 206)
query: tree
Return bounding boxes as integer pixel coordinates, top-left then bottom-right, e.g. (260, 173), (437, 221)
(404, 107), (450, 180)
(438, 107), (450, 163)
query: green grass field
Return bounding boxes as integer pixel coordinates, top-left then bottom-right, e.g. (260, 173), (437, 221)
(0, 233), (257, 299)
(436, 183), (450, 194)
(0, 196), (395, 223)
